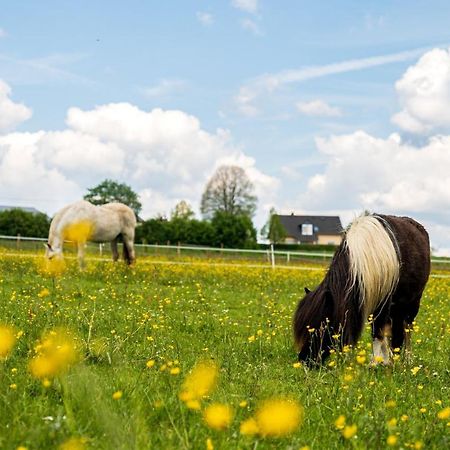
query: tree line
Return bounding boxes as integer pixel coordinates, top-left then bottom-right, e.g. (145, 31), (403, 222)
(0, 165), (283, 249)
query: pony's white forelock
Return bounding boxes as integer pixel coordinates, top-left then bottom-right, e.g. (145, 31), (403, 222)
(345, 214), (400, 318)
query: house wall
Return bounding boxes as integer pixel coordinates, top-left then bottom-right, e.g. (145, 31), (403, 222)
(317, 234), (342, 245)
(284, 236), (299, 244)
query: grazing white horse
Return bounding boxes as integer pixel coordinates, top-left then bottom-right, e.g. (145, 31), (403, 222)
(46, 200), (136, 266)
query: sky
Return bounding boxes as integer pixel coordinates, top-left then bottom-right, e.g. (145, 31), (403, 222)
(1, 1), (450, 252)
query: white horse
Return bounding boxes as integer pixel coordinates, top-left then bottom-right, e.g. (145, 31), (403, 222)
(46, 200), (137, 266)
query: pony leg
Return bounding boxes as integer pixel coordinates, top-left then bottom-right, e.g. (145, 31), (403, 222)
(371, 323), (392, 366)
(111, 239), (119, 262)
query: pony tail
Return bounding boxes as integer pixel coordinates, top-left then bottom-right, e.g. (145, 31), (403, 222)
(345, 214), (400, 318)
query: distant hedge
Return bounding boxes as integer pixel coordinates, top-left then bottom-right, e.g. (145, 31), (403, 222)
(0, 209), (50, 238)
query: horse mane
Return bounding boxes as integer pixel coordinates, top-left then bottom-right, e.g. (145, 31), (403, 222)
(345, 214), (400, 317)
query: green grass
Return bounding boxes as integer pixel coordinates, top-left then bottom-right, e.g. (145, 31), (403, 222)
(0, 254), (449, 449)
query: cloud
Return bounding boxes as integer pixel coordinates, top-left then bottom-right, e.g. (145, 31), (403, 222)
(240, 18), (263, 36)
(141, 79), (187, 98)
(0, 103), (278, 219)
(231, 0), (258, 14)
(0, 80), (32, 131)
(196, 12), (214, 27)
(0, 28), (6, 38)
(296, 100), (342, 117)
(392, 47), (450, 134)
(235, 46), (429, 116)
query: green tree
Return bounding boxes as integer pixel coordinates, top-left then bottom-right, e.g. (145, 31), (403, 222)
(200, 165), (257, 219)
(84, 179), (142, 216)
(0, 209), (50, 238)
(261, 208), (287, 244)
(210, 211), (257, 249)
(135, 217), (171, 244)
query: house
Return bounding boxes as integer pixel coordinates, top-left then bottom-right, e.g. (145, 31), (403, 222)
(0, 205), (44, 215)
(278, 214), (343, 245)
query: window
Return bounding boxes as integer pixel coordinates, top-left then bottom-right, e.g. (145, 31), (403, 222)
(301, 223), (313, 236)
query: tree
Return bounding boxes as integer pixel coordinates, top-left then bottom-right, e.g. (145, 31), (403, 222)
(200, 165), (257, 219)
(261, 208), (287, 244)
(171, 200), (195, 220)
(84, 179), (142, 216)
(210, 211), (257, 249)
(0, 209), (50, 238)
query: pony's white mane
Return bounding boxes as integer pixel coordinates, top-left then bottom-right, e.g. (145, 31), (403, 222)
(345, 214), (400, 318)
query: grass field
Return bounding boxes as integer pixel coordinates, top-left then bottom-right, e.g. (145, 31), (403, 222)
(0, 252), (449, 449)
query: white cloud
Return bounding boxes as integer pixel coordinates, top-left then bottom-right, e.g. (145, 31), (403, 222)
(0, 103), (278, 220)
(235, 46), (428, 116)
(0, 80), (32, 132)
(141, 79), (186, 98)
(296, 99), (342, 117)
(392, 47), (450, 134)
(240, 18), (262, 36)
(0, 28), (6, 38)
(196, 12), (214, 27)
(231, 0), (258, 14)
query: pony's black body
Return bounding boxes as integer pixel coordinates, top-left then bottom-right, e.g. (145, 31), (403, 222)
(293, 214), (430, 365)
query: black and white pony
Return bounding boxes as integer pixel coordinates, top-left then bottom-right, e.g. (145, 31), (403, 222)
(293, 214), (430, 366)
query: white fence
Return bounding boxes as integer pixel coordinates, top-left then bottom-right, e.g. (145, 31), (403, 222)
(0, 234), (448, 268)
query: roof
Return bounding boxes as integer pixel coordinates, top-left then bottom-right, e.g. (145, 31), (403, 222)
(278, 214), (343, 243)
(0, 205), (44, 215)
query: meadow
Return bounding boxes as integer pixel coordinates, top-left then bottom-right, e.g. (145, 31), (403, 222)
(0, 251), (449, 449)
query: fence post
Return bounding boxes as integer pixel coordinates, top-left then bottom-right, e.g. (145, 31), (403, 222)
(99, 243), (103, 256)
(287, 252), (290, 264)
(177, 241), (181, 257)
(270, 244), (275, 268)
(16, 233), (21, 250)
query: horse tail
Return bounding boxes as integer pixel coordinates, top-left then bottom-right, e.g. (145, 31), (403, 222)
(345, 214), (400, 317)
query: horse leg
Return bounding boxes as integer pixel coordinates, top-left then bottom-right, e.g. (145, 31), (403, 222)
(370, 304), (392, 366)
(77, 242), (86, 270)
(111, 238), (119, 262)
(122, 236), (135, 265)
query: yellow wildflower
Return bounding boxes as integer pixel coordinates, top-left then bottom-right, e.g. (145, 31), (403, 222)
(240, 417), (259, 436)
(29, 328), (79, 379)
(356, 355), (366, 365)
(203, 403), (233, 430)
(146, 359), (155, 368)
(437, 407), (450, 420)
(239, 400), (248, 408)
(206, 438), (214, 450)
(170, 367), (181, 375)
(38, 288), (50, 298)
(387, 435), (398, 446)
(255, 398), (303, 437)
(59, 437), (88, 450)
(341, 424), (357, 439)
(334, 415), (346, 429)
(0, 325), (16, 358)
(112, 390), (123, 400)
(179, 360), (218, 404)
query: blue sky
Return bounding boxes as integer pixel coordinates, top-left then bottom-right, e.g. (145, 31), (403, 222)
(1, 1), (450, 251)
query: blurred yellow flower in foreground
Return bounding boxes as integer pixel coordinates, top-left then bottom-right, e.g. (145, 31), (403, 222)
(342, 424), (357, 439)
(0, 325), (16, 358)
(203, 403), (233, 430)
(179, 360), (218, 405)
(29, 328), (79, 379)
(240, 417), (259, 436)
(334, 415), (346, 430)
(254, 398), (303, 438)
(39, 257), (66, 277)
(437, 407), (450, 420)
(59, 437), (88, 450)
(63, 221), (94, 244)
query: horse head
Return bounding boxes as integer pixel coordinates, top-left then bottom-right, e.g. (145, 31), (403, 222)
(44, 242), (63, 259)
(293, 285), (335, 366)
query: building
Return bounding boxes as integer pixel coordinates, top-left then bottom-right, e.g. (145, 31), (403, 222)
(278, 214), (343, 245)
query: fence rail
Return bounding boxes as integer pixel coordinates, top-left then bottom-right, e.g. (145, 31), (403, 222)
(0, 234), (449, 268)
